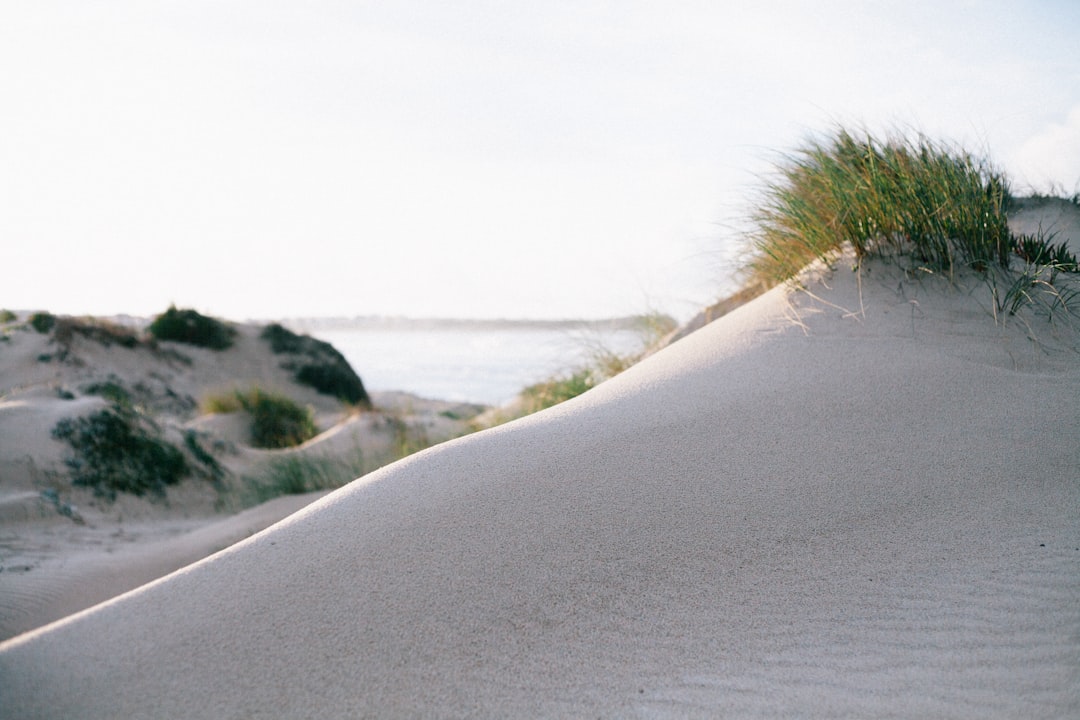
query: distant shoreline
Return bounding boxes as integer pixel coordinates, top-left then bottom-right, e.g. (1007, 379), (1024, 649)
(280, 315), (664, 333)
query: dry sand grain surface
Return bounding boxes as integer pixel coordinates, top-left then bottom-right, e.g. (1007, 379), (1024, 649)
(1, 200), (1078, 718)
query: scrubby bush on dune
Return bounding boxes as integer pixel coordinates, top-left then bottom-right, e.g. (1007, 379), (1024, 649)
(148, 306), (236, 350)
(744, 127), (1078, 320)
(82, 379), (133, 408)
(0, 309), (16, 324)
(260, 323), (307, 354)
(260, 323), (371, 407)
(293, 363), (370, 406)
(51, 406), (189, 500)
(30, 312), (56, 334)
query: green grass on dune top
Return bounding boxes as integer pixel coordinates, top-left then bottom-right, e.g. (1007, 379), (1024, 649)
(740, 126), (1077, 322)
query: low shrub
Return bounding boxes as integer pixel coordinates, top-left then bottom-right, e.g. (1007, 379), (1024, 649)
(83, 379), (133, 408)
(149, 306), (236, 350)
(51, 407), (189, 500)
(0, 309), (16, 324)
(260, 323), (307, 354)
(184, 429), (225, 482)
(30, 312), (56, 334)
(260, 323), (371, 407)
(294, 363), (369, 405)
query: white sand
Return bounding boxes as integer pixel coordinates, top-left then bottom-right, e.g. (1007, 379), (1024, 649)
(1, 203), (1078, 717)
(0, 318), (480, 641)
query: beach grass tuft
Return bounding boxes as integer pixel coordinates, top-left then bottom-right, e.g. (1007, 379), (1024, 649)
(505, 313), (677, 417)
(745, 128), (1012, 289)
(238, 449), (366, 506)
(743, 127), (1078, 322)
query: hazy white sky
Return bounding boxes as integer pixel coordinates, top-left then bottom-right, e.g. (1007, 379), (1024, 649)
(3, 0), (1078, 321)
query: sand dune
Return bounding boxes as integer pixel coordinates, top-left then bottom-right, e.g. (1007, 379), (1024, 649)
(2, 201), (1078, 716)
(0, 315), (481, 641)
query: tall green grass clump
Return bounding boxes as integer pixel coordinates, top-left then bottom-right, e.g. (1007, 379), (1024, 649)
(746, 128), (1012, 289)
(149, 306), (236, 350)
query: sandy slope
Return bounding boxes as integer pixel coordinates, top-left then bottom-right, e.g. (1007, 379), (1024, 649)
(1, 203), (1077, 718)
(0, 318), (481, 641)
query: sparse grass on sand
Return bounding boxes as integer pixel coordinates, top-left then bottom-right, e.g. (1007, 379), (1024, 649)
(496, 313), (677, 419)
(236, 450), (367, 508)
(742, 126), (1078, 322)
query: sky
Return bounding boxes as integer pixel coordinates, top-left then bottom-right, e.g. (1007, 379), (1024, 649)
(3, 1), (1079, 323)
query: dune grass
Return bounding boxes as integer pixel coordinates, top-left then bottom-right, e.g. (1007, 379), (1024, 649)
(236, 388), (317, 449)
(501, 313), (677, 418)
(745, 128), (1013, 288)
(237, 449), (367, 507)
(743, 127), (1077, 322)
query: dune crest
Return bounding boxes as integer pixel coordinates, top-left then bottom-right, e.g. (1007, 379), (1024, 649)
(2, 201), (1078, 717)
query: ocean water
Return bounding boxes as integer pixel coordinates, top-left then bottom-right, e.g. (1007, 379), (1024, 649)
(303, 322), (647, 406)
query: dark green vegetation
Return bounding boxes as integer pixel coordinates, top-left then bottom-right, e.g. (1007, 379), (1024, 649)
(30, 312), (55, 334)
(184, 429), (225, 483)
(744, 128), (1078, 320)
(234, 387), (318, 449)
(52, 406), (188, 501)
(82, 379), (133, 408)
(260, 323), (371, 407)
(148, 306), (236, 350)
